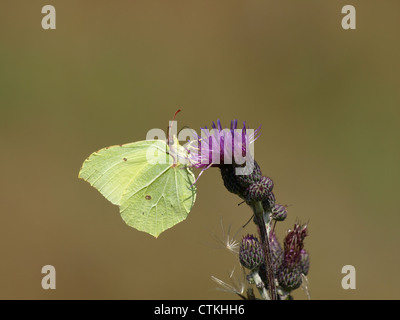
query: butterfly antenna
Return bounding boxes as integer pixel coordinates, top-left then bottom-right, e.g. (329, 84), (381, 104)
(167, 108), (182, 146)
(173, 108), (182, 120)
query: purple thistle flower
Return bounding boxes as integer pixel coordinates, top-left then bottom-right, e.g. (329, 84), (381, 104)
(274, 224), (309, 294)
(187, 120), (261, 172)
(283, 223), (308, 269)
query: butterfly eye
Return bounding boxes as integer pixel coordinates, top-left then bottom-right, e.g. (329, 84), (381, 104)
(145, 195), (151, 200)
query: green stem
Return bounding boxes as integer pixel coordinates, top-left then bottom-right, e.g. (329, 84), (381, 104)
(250, 270), (270, 300)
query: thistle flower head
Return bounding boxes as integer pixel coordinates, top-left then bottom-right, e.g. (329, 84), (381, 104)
(188, 119), (261, 170)
(261, 176), (274, 191)
(239, 234), (264, 270)
(273, 224), (309, 293)
(283, 223), (308, 268)
(244, 178), (274, 203)
(277, 266), (303, 292)
(271, 204), (288, 221)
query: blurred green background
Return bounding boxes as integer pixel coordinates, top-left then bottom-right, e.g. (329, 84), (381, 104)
(1, 1), (399, 299)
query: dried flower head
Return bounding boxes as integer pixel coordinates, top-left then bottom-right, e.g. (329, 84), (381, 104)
(283, 223), (308, 268)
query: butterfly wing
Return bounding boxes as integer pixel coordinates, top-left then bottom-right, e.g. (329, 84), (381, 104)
(120, 163), (196, 237)
(78, 140), (170, 206)
(79, 139), (197, 237)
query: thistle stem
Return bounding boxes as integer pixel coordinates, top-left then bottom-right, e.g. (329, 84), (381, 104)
(252, 201), (277, 300)
(263, 211), (272, 237)
(250, 270), (270, 300)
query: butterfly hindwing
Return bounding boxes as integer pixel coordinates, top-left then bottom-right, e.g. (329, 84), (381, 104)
(120, 165), (196, 237)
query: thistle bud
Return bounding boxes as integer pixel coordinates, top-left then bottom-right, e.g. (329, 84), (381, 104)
(261, 176), (274, 191)
(262, 190), (276, 211)
(239, 234), (264, 270)
(271, 204), (288, 221)
(277, 266), (302, 292)
(245, 183), (272, 203)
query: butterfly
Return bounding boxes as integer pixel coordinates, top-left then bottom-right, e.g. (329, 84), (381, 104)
(78, 114), (197, 238)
